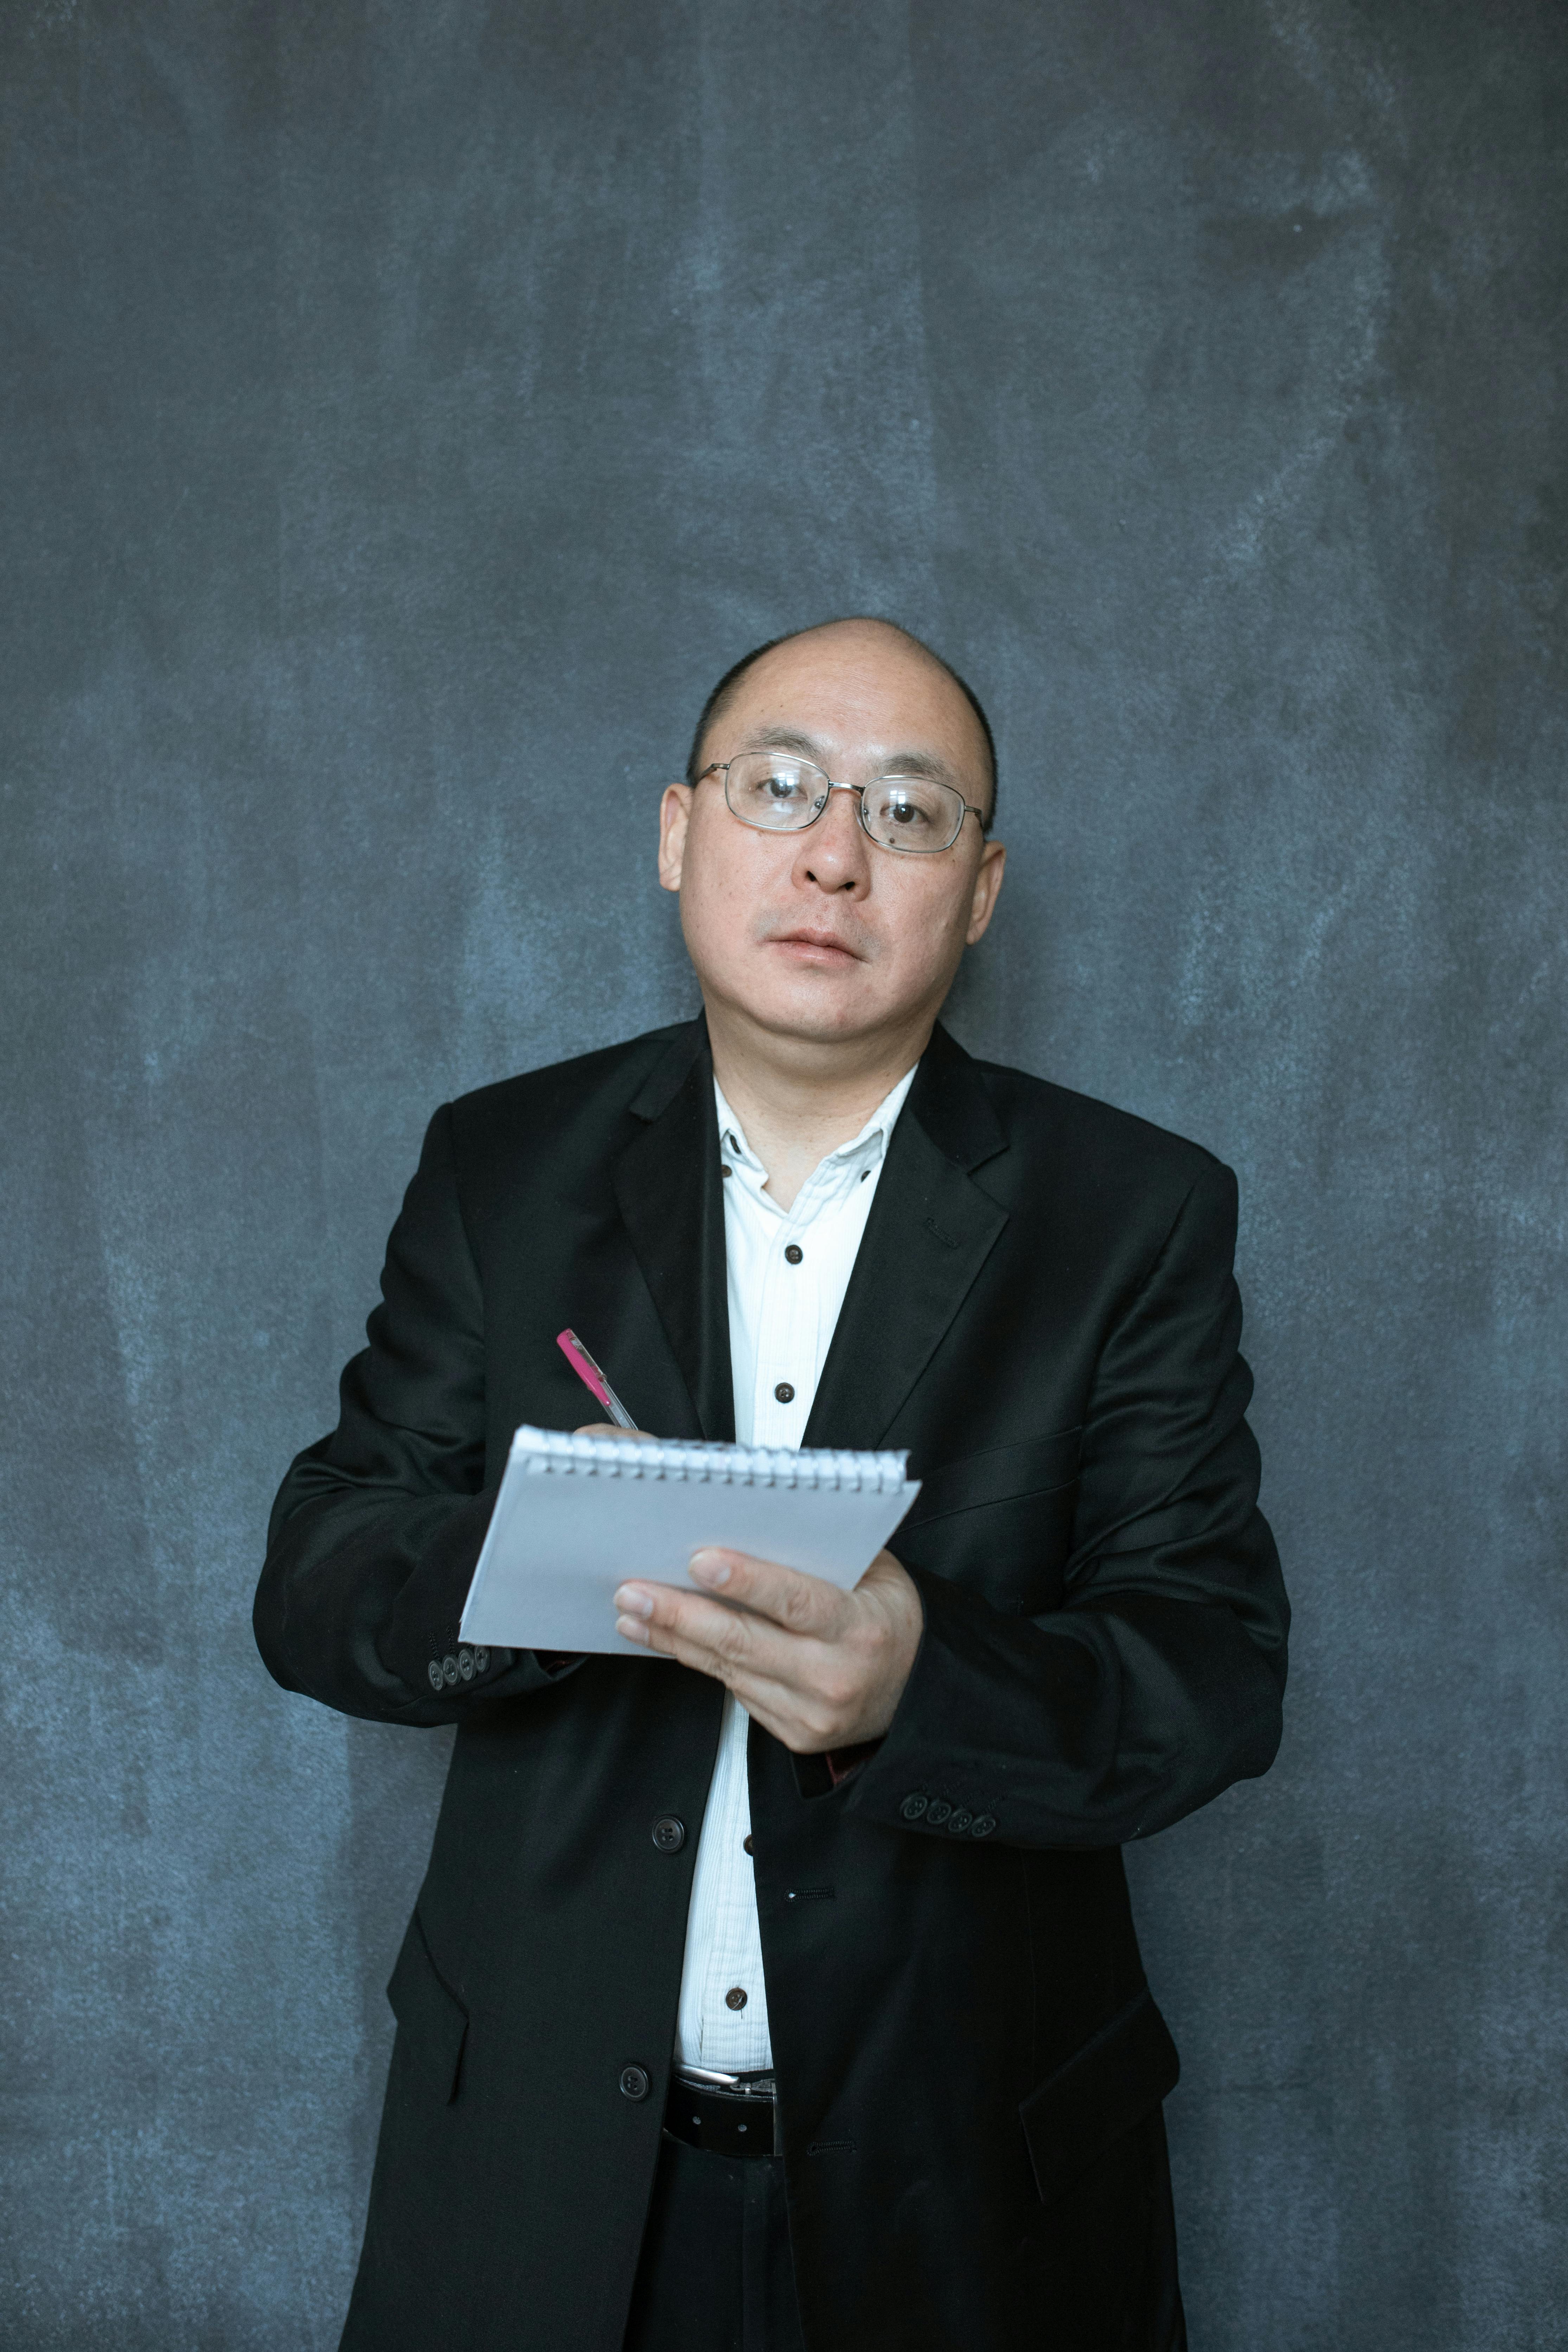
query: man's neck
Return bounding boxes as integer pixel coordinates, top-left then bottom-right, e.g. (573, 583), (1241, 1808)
(704, 1001), (932, 1213)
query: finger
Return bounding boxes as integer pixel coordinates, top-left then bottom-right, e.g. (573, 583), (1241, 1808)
(686, 1548), (851, 1639)
(854, 1546), (905, 1591)
(613, 1580), (839, 1713)
(612, 1581), (863, 1745)
(706, 1658), (862, 1754)
(574, 1422), (658, 1440)
(609, 1602), (835, 1749)
(613, 1579), (792, 1681)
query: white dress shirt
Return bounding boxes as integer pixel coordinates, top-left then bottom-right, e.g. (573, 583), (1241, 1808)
(672, 1064), (918, 2074)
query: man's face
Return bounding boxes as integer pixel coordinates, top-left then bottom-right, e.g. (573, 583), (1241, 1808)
(658, 624), (1006, 1054)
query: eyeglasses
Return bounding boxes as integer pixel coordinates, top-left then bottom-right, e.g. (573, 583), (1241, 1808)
(696, 752), (985, 855)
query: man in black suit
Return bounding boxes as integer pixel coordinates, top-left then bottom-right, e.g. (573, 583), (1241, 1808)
(255, 616), (1287, 2351)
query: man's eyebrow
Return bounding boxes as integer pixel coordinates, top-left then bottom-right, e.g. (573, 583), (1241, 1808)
(878, 748), (961, 785)
(738, 729), (964, 787)
(740, 726), (828, 761)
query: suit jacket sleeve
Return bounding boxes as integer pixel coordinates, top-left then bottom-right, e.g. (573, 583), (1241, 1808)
(252, 1105), (561, 1724)
(848, 1157), (1289, 1847)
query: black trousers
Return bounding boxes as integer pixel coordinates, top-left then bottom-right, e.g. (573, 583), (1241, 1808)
(622, 2130), (807, 2352)
(621, 2109), (1186, 2352)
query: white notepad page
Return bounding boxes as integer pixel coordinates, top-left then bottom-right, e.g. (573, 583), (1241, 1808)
(459, 1425), (922, 1655)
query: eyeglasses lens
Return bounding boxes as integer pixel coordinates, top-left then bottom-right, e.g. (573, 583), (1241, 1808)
(860, 778), (963, 852)
(724, 754), (824, 829)
(723, 754), (963, 853)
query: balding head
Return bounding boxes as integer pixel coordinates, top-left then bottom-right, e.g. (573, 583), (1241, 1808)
(687, 618), (997, 829)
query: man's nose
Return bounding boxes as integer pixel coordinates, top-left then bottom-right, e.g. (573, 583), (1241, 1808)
(796, 785), (871, 894)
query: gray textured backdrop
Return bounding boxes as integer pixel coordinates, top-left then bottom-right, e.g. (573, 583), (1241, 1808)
(3, 2), (1564, 2345)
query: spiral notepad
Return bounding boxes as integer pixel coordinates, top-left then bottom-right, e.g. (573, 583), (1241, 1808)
(459, 1425), (922, 1655)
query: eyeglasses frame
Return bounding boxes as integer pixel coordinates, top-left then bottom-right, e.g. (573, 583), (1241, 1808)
(693, 758), (987, 856)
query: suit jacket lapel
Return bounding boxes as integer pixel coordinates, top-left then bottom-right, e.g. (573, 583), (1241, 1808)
(612, 1018), (736, 1443)
(804, 1025), (1010, 1453)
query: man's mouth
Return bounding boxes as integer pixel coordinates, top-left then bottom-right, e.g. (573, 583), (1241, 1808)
(767, 926), (865, 964)
(766, 917), (865, 955)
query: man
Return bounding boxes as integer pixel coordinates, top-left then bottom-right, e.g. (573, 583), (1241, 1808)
(255, 617), (1288, 2352)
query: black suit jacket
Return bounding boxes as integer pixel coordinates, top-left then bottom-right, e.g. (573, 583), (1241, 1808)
(255, 1016), (1287, 2352)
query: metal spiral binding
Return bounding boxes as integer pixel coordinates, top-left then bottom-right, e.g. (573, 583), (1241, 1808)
(507, 1424), (909, 1494)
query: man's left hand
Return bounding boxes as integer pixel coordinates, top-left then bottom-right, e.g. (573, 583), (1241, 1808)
(612, 1548), (923, 1753)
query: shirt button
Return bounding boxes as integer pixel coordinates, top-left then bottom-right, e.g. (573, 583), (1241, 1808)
(725, 1987), (748, 2011)
(784, 1244), (803, 1264)
(651, 1815), (686, 1853)
(721, 1164), (733, 1178)
(743, 1834), (755, 1855)
(620, 2065), (651, 2101)
(774, 1382), (795, 1403)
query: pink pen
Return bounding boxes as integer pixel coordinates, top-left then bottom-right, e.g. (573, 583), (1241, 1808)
(556, 1329), (639, 1430)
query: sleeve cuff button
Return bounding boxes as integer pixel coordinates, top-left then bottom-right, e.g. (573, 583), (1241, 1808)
(900, 1795), (929, 1821)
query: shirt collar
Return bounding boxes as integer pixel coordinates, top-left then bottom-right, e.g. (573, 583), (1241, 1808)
(713, 1063), (917, 1193)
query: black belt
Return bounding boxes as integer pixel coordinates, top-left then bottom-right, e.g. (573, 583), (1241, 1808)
(664, 2070), (780, 2159)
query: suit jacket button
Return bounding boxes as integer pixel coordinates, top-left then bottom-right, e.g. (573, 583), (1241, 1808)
(900, 1795), (928, 1821)
(427, 1661), (444, 1692)
(926, 1800), (952, 1826)
(947, 1808), (973, 1834)
(620, 2066), (651, 2101)
(457, 1648), (475, 1682)
(971, 1814), (997, 1838)
(441, 1656), (460, 1687)
(652, 1815), (686, 1853)
(472, 1648), (490, 1673)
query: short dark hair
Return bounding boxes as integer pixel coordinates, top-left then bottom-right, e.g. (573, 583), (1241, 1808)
(684, 617), (998, 831)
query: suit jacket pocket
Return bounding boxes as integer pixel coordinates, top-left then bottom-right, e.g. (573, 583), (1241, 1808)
(387, 1909), (469, 2104)
(895, 1428), (1083, 1602)
(1019, 1984), (1179, 2207)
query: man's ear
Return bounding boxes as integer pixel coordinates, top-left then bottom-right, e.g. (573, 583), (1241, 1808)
(964, 838), (1007, 946)
(658, 783), (692, 894)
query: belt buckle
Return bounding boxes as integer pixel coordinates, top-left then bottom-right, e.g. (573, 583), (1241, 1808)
(678, 2065), (776, 2098)
(671, 2067), (779, 2157)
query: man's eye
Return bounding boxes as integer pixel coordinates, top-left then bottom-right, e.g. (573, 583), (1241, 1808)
(763, 773), (806, 800)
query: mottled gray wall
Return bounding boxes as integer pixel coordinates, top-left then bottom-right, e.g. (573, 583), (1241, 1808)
(2, 2), (1563, 2344)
